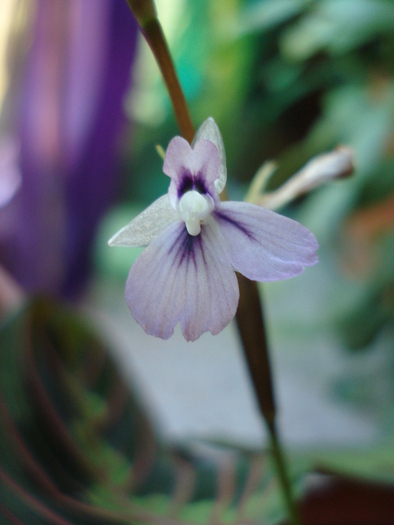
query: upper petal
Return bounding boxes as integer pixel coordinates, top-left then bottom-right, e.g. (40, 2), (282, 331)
(163, 136), (221, 208)
(125, 220), (239, 341)
(214, 201), (318, 281)
(192, 117), (227, 194)
(108, 194), (177, 247)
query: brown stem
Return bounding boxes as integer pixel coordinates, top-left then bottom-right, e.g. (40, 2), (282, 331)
(125, 0), (156, 24)
(235, 276), (301, 525)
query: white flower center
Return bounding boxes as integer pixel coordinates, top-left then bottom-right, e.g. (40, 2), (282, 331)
(177, 190), (214, 236)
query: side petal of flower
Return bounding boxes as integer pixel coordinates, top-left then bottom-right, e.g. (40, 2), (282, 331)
(125, 220), (239, 341)
(108, 194), (177, 247)
(215, 201), (319, 281)
(192, 117), (227, 194)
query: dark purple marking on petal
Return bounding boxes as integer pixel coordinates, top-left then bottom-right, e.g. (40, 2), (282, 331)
(194, 177), (206, 194)
(214, 210), (255, 240)
(178, 170), (208, 198)
(214, 201), (318, 282)
(167, 225), (202, 271)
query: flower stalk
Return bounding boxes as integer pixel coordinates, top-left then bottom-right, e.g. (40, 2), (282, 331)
(236, 275), (276, 425)
(237, 276), (301, 525)
(268, 419), (302, 525)
(124, 2), (302, 523)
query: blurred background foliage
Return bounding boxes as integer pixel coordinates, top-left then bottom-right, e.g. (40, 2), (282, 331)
(0, 0), (393, 523)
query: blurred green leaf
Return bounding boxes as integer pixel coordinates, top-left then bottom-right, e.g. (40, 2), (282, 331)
(281, 0), (394, 59)
(233, 0), (307, 37)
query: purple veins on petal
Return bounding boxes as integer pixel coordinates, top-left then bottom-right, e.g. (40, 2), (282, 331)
(215, 201), (319, 282)
(125, 220), (239, 341)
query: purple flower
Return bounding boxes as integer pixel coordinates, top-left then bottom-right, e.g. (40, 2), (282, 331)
(109, 118), (318, 341)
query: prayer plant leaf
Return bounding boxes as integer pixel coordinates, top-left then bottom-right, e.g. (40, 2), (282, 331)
(1, 298), (392, 524)
(0, 298), (291, 524)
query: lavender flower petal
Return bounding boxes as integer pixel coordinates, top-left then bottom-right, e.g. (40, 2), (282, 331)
(163, 137), (221, 207)
(215, 201), (319, 281)
(108, 194), (177, 247)
(125, 220), (239, 341)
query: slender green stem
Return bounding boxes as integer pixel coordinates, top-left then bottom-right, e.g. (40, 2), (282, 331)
(268, 420), (302, 525)
(236, 277), (301, 525)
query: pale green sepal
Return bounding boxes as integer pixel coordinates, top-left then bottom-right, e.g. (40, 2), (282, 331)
(192, 117), (227, 194)
(108, 194), (178, 247)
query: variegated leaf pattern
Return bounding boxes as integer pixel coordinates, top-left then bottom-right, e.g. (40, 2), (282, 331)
(0, 298), (295, 525)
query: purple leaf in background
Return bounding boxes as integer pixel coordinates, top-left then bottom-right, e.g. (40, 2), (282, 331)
(0, 0), (138, 297)
(0, 136), (21, 209)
